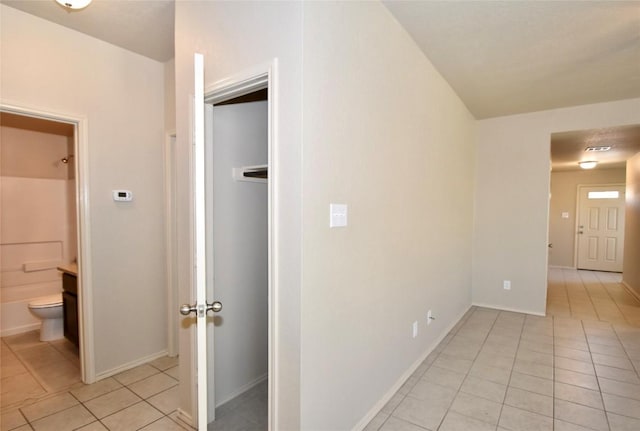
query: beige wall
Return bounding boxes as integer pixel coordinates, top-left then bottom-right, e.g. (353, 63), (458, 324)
(1, 5), (168, 376)
(175, 1), (474, 428)
(164, 58), (176, 133)
(623, 153), (640, 297)
(301, 2), (474, 429)
(549, 168), (626, 268)
(473, 98), (640, 315)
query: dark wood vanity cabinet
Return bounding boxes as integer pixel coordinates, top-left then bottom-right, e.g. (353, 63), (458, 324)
(62, 273), (79, 347)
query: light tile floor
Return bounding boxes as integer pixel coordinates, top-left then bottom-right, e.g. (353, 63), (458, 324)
(4, 269), (640, 430)
(1, 331), (186, 431)
(365, 270), (640, 431)
(1, 331), (266, 430)
(546, 268), (640, 326)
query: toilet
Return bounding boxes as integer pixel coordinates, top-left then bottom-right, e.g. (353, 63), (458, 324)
(28, 293), (64, 341)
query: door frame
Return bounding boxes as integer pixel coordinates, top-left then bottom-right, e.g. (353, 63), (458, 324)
(574, 183), (626, 270)
(0, 102), (95, 383)
(164, 131), (179, 357)
(191, 59), (279, 429)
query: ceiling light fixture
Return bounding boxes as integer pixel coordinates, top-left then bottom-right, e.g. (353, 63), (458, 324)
(55, 0), (92, 10)
(585, 146), (612, 152)
(579, 161), (598, 170)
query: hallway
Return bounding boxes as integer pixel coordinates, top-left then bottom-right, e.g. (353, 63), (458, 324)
(365, 269), (640, 431)
(546, 268), (640, 326)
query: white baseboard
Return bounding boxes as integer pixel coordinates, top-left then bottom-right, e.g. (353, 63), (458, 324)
(175, 408), (196, 430)
(622, 281), (640, 302)
(216, 373), (268, 408)
(352, 304), (473, 431)
(472, 302), (546, 317)
(94, 350), (169, 381)
(548, 265), (576, 270)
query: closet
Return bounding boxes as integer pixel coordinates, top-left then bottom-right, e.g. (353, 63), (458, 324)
(209, 90), (269, 411)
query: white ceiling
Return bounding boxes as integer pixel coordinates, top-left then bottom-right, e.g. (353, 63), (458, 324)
(3, 0), (639, 169)
(383, 1), (640, 119)
(1, 0), (174, 62)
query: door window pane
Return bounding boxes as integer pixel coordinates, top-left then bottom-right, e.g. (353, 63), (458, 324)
(587, 191), (619, 199)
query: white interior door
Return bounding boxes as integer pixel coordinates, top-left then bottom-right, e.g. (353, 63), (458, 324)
(180, 52), (221, 430)
(576, 185), (626, 272)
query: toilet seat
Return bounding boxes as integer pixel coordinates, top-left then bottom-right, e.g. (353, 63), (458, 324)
(29, 293), (63, 309)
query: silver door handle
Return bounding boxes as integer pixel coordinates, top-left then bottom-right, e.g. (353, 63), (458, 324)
(180, 301), (223, 316)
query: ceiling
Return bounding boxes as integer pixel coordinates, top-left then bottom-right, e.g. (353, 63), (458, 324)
(4, 1), (638, 118)
(383, 1), (640, 120)
(3, 0), (639, 169)
(1, 0), (174, 62)
(0, 112), (74, 136)
(551, 125), (640, 172)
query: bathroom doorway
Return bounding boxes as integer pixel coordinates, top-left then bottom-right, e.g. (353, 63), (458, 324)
(0, 105), (94, 385)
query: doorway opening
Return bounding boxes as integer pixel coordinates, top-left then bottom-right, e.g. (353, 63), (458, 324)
(188, 60), (277, 429)
(0, 105), (93, 392)
(547, 124), (640, 319)
(205, 87), (269, 428)
(548, 124), (640, 272)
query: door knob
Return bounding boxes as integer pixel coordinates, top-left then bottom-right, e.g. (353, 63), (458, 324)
(208, 301), (222, 313)
(180, 304), (197, 316)
(179, 301), (223, 316)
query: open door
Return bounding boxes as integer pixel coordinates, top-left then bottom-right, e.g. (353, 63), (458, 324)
(181, 52), (276, 430)
(179, 53), (222, 430)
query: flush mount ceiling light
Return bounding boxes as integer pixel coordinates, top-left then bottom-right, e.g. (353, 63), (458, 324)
(55, 0), (92, 10)
(579, 161), (598, 169)
(585, 146), (612, 152)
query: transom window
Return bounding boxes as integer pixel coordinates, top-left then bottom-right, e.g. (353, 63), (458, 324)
(588, 191), (620, 199)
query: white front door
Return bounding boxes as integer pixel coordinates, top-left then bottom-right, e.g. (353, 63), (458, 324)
(576, 185), (626, 272)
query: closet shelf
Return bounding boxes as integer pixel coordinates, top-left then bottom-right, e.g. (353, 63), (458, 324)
(233, 164), (268, 183)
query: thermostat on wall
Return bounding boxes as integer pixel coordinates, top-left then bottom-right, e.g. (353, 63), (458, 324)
(112, 190), (133, 202)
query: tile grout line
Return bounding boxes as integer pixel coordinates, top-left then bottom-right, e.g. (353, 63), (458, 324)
(434, 308), (501, 430)
(494, 310), (526, 430)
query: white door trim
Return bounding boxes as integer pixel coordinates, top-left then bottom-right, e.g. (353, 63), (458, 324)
(0, 101), (95, 383)
(574, 183), (626, 270)
(195, 58), (279, 430)
(164, 131), (178, 357)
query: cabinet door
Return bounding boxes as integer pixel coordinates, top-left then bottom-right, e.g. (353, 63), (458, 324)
(63, 291), (79, 347)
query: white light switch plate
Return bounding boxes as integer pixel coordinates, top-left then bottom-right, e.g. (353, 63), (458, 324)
(329, 204), (348, 228)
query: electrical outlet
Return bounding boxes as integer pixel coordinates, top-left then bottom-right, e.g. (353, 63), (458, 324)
(412, 321), (418, 338)
(503, 280), (511, 290)
(427, 310), (433, 325)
